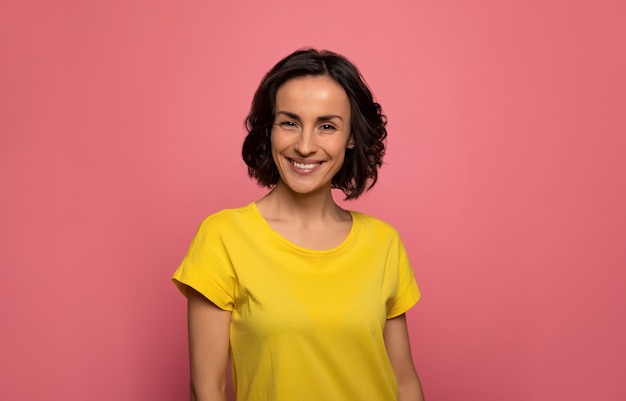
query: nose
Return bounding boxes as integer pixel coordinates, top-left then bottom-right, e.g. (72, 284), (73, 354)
(294, 128), (317, 156)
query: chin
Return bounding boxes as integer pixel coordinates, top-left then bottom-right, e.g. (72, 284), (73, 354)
(279, 180), (327, 196)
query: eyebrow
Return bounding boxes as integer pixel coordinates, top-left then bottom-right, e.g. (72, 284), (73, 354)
(275, 111), (344, 122)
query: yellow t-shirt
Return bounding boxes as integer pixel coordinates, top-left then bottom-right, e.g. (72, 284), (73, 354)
(172, 203), (420, 401)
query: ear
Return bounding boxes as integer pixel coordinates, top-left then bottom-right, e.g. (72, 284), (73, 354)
(347, 137), (355, 149)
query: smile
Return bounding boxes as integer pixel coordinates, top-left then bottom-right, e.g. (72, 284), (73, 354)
(289, 159), (322, 171)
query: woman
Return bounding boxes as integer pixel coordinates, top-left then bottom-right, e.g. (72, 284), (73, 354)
(173, 48), (424, 401)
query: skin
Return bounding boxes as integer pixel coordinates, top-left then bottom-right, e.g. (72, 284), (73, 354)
(188, 288), (230, 401)
(187, 74), (424, 400)
(259, 75), (355, 250)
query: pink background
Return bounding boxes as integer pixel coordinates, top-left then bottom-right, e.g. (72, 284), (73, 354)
(1, 1), (625, 400)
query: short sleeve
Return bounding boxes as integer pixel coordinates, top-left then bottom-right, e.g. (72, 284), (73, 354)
(386, 240), (420, 319)
(171, 218), (236, 311)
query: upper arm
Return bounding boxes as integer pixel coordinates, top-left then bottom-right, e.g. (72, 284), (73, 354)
(384, 314), (416, 382)
(384, 314), (425, 400)
(187, 287), (231, 400)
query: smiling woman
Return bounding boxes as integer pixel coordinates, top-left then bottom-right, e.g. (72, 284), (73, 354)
(242, 49), (387, 201)
(172, 49), (424, 401)
(270, 75), (353, 198)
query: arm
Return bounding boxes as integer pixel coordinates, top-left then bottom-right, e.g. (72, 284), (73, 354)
(384, 314), (425, 401)
(187, 287), (231, 401)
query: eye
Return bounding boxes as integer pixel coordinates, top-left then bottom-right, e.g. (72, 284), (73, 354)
(278, 121), (298, 129)
(319, 123), (336, 131)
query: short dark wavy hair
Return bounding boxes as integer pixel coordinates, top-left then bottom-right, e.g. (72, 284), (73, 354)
(242, 48), (387, 200)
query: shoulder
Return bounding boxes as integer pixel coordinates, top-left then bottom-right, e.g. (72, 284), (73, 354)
(202, 203), (255, 222)
(196, 203), (258, 234)
(351, 211), (402, 240)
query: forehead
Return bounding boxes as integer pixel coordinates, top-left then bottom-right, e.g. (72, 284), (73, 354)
(275, 75), (350, 116)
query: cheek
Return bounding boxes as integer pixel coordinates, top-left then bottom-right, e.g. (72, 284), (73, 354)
(270, 128), (295, 153)
(269, 131), (287, 166)
(330, 137), (351, 156)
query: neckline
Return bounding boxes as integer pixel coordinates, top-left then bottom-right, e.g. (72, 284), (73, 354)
(249, 202), (358, 255)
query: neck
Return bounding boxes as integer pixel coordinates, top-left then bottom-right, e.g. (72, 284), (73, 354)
(257, 181), (346, 222)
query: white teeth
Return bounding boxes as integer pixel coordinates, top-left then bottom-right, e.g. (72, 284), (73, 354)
(291, 160), (319, 170)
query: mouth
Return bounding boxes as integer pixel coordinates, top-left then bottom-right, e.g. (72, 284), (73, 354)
(288, 158), (322, 171)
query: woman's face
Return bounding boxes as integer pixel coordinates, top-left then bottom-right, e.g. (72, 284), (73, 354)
(270, 75), (353, 197)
